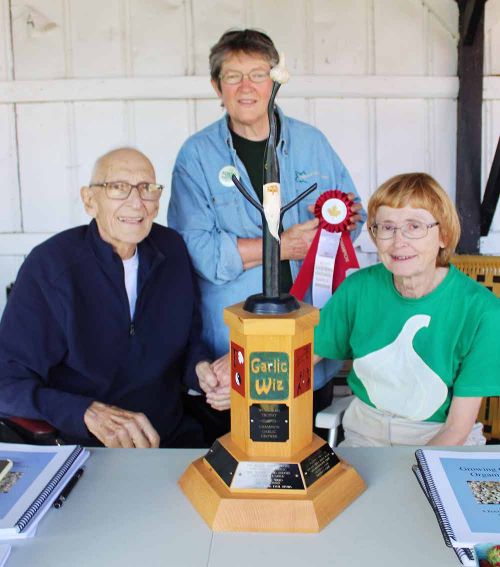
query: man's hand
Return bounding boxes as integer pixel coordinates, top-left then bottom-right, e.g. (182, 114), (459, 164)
(281, 217), (319, 261)
(83, 401), (160, 448)
(195, 360), (219, 395)
(196, 356), (230, 411)
(211, 354), (229, 386)
(206, 354), (230, 411)
(307, 192), (362, 233)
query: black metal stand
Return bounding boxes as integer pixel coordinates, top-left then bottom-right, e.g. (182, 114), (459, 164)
(232, 175), (317, 314)
(243, 293), (300, 314)
(231, 71), (318, 315)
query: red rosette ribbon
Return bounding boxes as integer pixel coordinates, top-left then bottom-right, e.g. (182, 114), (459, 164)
(314, 190), (353, 233)
(290, 190), (359, 305)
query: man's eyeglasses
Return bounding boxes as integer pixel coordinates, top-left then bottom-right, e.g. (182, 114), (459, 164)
(219, 69), (270, 85)
(370, 221), (439, 240)
(90, 181), (163, 201)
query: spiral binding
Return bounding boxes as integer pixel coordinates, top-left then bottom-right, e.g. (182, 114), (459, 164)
(16, 446), (82, 532)
(415, 450), (473, 563)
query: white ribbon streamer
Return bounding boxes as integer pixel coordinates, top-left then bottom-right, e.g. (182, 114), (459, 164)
(312, 230), (341, 308)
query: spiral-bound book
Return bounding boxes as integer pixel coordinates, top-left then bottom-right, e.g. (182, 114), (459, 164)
(0, 544), (10, 567)
(0, 443), (89, 539)
(414, 449), (500, 566)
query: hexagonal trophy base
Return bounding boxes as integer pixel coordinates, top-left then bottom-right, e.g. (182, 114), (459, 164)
(179, 433), (366, 532)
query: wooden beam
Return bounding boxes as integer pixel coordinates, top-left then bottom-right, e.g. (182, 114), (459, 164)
(463, 0), (486, 45)
(481, 136), (500, 236)
(456, 0), (485, 253)
(0, 76), (458, 104)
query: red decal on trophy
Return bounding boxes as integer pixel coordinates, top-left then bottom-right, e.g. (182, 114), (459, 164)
(294, 344), (312, 397)
(231, 342), (245, 396)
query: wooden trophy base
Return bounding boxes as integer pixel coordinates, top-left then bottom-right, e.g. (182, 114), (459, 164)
(179, 433), (366, 533)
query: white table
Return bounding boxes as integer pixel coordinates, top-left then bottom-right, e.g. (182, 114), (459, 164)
(6, 446), (497, 567)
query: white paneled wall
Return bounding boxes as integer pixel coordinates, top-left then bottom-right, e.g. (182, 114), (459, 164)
(0, 0), (12, 81)
(0, 104), (20, 232)
(0, 0), (499, 314)
(312, 0), (371, 75)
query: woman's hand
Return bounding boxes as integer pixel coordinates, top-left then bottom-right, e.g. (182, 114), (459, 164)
(345, 193), (363, 232)
(426, 396), (483, 445)
(281, 218), (319, 260)
(237, 217), (319, 267)
(238, 191), (361, 268)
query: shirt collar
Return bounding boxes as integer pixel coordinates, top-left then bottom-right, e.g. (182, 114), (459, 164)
(86, 219), (165, 281)
(87, 219), (120, 267)
(220, 105), (289, 150)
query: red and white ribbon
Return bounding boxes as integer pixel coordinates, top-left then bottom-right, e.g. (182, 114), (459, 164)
(290, 190), (359, 308)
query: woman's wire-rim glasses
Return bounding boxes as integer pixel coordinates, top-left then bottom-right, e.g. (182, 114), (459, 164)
(370, 221), (439, 240)
(219, 69), (270, 85)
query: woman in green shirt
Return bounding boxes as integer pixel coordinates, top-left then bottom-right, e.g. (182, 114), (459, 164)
(315, 173), (500, 446)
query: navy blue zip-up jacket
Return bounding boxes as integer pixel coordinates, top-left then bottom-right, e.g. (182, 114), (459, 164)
(0, 220), (209, 444)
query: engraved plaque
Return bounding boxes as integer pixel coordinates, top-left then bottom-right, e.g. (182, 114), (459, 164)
(232, 461), (304, 490)
(300, 443), (340, 487)
(250, 403), (289, 442)
(204, 440), (238, 487)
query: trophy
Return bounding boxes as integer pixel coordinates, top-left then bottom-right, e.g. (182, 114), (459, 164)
(179, 54), (365, 532)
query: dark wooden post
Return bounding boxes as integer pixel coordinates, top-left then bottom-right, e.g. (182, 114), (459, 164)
(480, 136), (500, 236)
(456, 0), (486, 253)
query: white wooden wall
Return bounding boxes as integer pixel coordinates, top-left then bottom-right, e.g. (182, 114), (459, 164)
(0, 0), (499, 313)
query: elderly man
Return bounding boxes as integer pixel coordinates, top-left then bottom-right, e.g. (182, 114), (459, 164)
(0, 148), (219, 448)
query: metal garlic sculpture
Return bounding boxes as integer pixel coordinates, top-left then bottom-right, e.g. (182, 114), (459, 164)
(232, 53), (317, 314)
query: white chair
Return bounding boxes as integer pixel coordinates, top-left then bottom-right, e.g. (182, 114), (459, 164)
(315, 395), (354, 447)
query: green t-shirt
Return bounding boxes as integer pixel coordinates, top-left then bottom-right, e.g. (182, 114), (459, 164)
(314, 263), (500, 423)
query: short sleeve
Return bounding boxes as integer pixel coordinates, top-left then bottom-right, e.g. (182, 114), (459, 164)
(453, 306), (500, 397)
(313, 280), (353, 361)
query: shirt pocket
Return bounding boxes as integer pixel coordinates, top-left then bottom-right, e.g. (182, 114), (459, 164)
(210, 186), (241, 231)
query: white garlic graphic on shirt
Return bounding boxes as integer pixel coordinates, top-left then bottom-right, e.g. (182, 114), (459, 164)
(353, 314), (448, 421)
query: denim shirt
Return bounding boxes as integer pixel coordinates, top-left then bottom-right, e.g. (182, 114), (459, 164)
(168, 107), (366, 389)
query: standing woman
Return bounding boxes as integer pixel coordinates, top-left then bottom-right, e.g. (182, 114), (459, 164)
(168, 30), (365, 435)
(315, 173), (500, 446)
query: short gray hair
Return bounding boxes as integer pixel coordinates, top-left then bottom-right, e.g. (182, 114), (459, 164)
(209, 29), (279, 89)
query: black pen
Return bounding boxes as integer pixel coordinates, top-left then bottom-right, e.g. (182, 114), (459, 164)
(53, 468), (85, 509)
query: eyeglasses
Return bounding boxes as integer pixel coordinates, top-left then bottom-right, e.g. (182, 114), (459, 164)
(219, 69), (270, 85)
(90, 181), (163, 201)
(370, 221), (439, 240)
